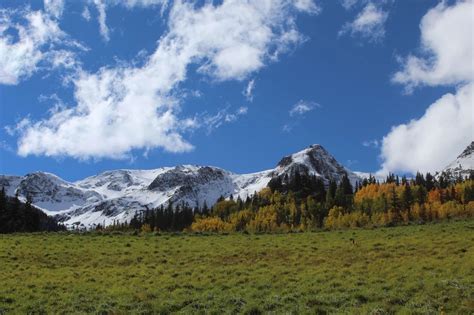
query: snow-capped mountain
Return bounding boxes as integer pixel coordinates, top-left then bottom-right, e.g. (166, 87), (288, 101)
(0, 144), (360, 228)
(272, 144), (360, 186)
(440, 141), (474, 179)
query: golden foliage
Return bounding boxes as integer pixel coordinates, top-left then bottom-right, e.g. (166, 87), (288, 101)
(191, 217), (233, 233)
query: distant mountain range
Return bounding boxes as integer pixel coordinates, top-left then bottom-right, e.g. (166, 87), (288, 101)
(1, 142), (472, 228)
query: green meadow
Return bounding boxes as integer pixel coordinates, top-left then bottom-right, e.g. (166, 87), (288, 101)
(0, 220), (473, 314)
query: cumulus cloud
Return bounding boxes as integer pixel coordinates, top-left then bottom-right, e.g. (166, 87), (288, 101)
(0, 8), (81, 85)
(15, 0), (316, 159)
(243, 79), (255, 102)
(392, 0), (474, 91)
(379, 83), (473, 175)
(289, 100), (318, 116)
(339, 2), (388, 42)
(379, 0), (474, 175)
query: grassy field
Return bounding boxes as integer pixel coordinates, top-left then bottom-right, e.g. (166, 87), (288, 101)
(0, 220), (473, 314)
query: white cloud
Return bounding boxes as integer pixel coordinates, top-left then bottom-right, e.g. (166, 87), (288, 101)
(362, 139), (379, 148)
(282, 123), (293, 133)
(200, 106), (248, 134)
(44, 0), (65, 19)
(107, 0), (168, 9)
(289, 100), (318, 116)
(284, 99), (319, 132)
(379, 0), (474, 175)
(392, 1), (474, 91)
(243, 79), (255, 101)
(93, 0), (110, 41)
(236, 106), (248, 115)
(88, 0), (169, 41)
(340, 0), (359, 10)
(82, 6), (91, 21)
(0, 8), (80, 85)
(379, 83), (473, 175)
(293, 0), (321, 14)
(339, 3), (388, 42)
(16, 0), (316, 159)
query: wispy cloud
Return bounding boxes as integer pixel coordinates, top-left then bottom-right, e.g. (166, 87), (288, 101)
(243, 79), (255, 102)
(81, 6), (91, 21)
(339, 2), (388, 42)
(284, 100), (320, 132)
(44, 0), (65, 19)
(362, 139), (379, 148)
(200, 106), (248, 134)
(14, 0), (317, 160)
(93, 0), (109, 41)
(289, 100), (319, 116)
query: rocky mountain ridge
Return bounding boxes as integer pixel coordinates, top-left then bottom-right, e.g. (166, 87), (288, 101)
(440, 141), (474, 179)
(0, 144), (368, 228)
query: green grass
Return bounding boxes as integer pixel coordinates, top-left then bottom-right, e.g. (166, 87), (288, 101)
(1, 220), (473, 314)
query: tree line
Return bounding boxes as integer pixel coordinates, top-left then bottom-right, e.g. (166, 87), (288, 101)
(190, 171), (474, 232)
(2, 170), (473, 234)
(0, 188), (66, 233)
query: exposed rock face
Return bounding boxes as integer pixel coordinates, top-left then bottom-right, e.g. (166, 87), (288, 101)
(440, 141), (474, 179)
(274, 144), (360, 186)
(0, 144), (361, 228)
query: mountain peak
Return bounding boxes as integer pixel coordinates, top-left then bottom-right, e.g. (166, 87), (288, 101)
(441, 141), (474, 179)
(458, 141), (474, 159)
(275, 144), (359, 186)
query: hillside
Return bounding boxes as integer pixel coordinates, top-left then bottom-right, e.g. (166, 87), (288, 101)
(441, 141), (474, 179)
(0, 190), (65, 233)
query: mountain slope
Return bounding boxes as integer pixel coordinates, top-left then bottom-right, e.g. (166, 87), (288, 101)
(0, 144), (359, 228)
(272, 144), (360, 186)
(441, 141), (474, 179)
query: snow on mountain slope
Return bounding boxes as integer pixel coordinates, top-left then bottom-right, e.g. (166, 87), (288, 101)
(273, 144), (360, 186)
(0, 175), (22, 196)
(76, 168), (172, 199)
(1, 172), (102, 215)
(231, 170), (273, 200)
(440, 141), (474, 179)
(0, 144), (361, 228)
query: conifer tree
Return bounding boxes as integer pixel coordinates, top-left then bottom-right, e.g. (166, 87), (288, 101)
(401, 183), (413, 211)
(326, 180), (337, 210)
(426, 173), (435, 191)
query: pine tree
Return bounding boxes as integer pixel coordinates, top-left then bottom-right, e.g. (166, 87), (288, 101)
(425, 173), (435, 191)
(341, 174), (353, 195)
(325, 180), (337, 210)
(389, 186), (401, 223)
(401, 183), (413, 211)
(202, 201), (209, 216)
(415, 172), (425, 186)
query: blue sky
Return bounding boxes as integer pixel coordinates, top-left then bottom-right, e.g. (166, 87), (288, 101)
(0, 0), (472, 181)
